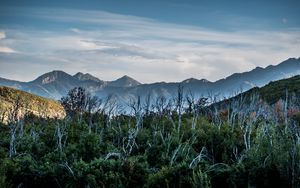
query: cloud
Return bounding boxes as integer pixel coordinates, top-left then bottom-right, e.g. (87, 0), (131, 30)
(0, 8), (299, 82)
(0, 31), (16, 53)
(70, 28), (81, 34)
(0, 31), (5, 39)
(0, 46), (15, 53)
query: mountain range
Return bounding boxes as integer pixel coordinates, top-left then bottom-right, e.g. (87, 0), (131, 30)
(0, 58), (299, 102)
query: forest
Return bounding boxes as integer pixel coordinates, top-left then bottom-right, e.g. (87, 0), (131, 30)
(0, 80), (300, 188)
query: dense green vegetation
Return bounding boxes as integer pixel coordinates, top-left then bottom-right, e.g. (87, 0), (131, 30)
(0, 76), (300, 187)
(259, 75), (300, 104)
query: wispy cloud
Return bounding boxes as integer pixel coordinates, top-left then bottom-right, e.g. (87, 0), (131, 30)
(0, 31), (16, 53)
(0, 7), (299, 83)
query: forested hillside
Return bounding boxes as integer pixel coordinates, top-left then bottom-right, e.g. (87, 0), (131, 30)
(213, 75), (300, 111)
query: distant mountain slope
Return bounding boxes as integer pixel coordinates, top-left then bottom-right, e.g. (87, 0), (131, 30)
(117, 58), (300, 100)
(0, 86), (65, 122)
(213, 75), (300, 110)
(0, 58), (299, 101)
(0, 77), (25, 89)
(213, 58), (300, 95)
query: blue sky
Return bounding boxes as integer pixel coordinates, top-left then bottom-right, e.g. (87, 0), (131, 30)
(0, 0), (299, 83)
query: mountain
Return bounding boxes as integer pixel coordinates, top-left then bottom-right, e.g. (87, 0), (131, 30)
(213, 58), (300, 95)
(0, 58), (299, 101)
(30, 70), (76, 85)
(27, 70), (80, 98)
(182, 78), (210, 84)
(0, 77), (24, 89)
(3, 71), (107, 99)
(107, 75), (141, 87)
(124, 58), (300, 100)
(0, 86), (65, 122)
(212, 75), (300, 110)
(73, 72), (102, 83)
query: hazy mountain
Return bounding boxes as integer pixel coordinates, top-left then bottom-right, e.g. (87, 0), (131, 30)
(107, 75), (141, 87)
(123, 58), (300, 100)
(26, 70), (83, 99)
(73, 72), (102, 83)
(0, 77), (24, 89)
(212, 75), (300, 111)
(0, 58), (299, 101)
(213, 58), (300, 95)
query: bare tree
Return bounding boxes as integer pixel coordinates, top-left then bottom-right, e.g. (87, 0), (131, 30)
(186, 90), (207, 130)
(85, 94), (103, 133)
(143, 93), (152, 116)
(8, 96), (21, 158)
(55, 121), (67, 153)
(153, 95), (168, 117)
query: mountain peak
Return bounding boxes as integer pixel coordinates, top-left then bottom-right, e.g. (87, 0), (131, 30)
(31, 70), (73, 85)
(74, 72), (84, 77)
(120, 75), (131, 79)
(73, 72), (101, 82)
(108, 75), (141, 87)
(119, 75), (140, 82)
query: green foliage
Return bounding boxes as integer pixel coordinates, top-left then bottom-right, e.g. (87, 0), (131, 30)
(1, 81), (300, 187)
(1, 111), (299, 187)
(146, 163), (191, 188)
(259, 75), (300, 104)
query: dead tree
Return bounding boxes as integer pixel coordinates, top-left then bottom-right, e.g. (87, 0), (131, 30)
(143, 93), (152, 117)
(8, 96), (21, 158)
(242, 93), (260, 150)
(104, 95), (118, 128)
(175, 85), (184, 132)
(55, 122), (67, 153)
(186, 91), (207, 130)
(153, 95), (168, 118)
(120, 96), (145, 159)
(85, 94), (102, 133)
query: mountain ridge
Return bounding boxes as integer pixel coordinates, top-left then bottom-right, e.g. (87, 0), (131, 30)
(0, 58), (299, 101)
(212, 75), (300, 112)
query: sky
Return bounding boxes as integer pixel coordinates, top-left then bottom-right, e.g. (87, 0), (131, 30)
(0, 0), (300, 83)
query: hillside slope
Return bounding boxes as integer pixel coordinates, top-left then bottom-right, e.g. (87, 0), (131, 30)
(213, 75), (300, 110)
(0, 86), (65, 122)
